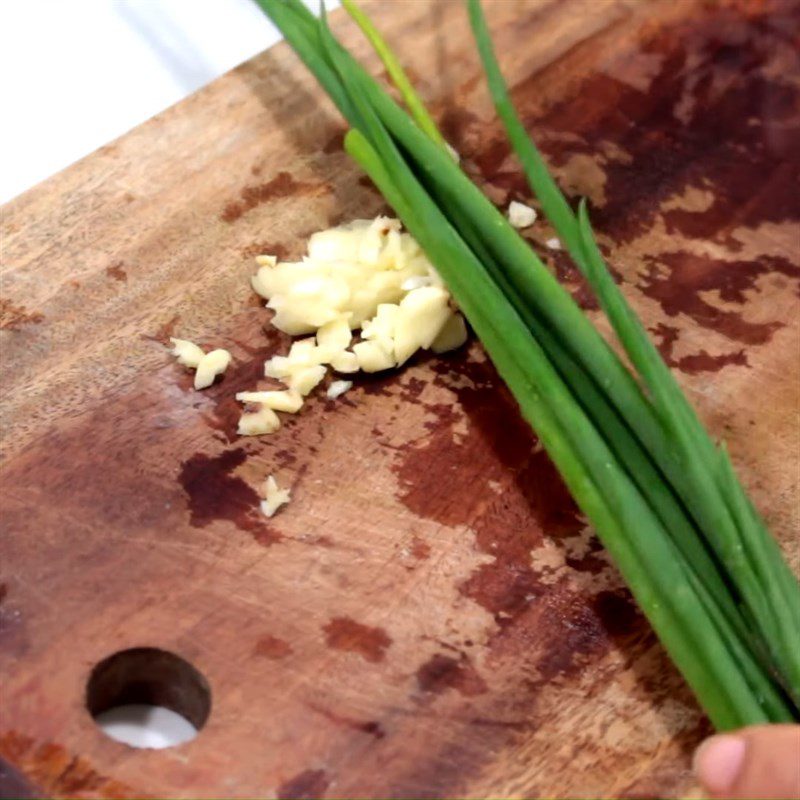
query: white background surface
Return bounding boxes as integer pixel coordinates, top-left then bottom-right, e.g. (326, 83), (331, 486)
(0, 0), (339, 205)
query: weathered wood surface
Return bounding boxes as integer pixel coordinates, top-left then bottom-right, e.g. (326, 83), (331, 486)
(1, 0), (798, 797)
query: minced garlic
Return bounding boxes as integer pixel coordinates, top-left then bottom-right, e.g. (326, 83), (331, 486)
(194, 349), (232, 390)
(507, 200), (537, 229)
(235, 389), (303, 413)
(169, 338), (232, 390)
(327, 380), (352, 399)
(170, 338), (205, 368)
(239, 216), (468, 435)
(260, 475), (291, 518)
(238, 406), (280, 436)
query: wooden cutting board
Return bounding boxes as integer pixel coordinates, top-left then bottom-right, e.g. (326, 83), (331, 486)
(2, 0), (798, 797)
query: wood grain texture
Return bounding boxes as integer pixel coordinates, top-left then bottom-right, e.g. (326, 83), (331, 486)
(1, 0), (798, 797)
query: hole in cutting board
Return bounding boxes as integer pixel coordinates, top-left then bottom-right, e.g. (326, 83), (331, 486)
(86, 647), (211, 749)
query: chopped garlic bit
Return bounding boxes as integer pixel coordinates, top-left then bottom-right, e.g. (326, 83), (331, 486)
(169, 338), (232, 390)
(327, 380), (352, 400)
(170, 338), (205, 368)
(316, 316), (352, 356)
(235, 389), (303, 413)
(260, 475), (291, 518)
(287, 364), (327, 396)
(394, 286), (451, 365)
(330, 351), (359, 373)
(353, 339), (394, 373)
(238, 406), (280, 436)
(400, 275), (433, 292)
(508, 200), (537, 229)
(546, 237), (562, 250)
(432, 312), (468, 354)
(194, 349), (232, 390)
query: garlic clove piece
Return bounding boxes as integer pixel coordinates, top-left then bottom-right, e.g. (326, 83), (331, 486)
(194, 349), (232, 390)
(330, 351), (359, 373)
(236, 389), (303, 413)
(169, 338), (205, 369)
(393, 287), (451, 365)
(353, 340), (395, 373)
(287, 364), (327, 396)
(431, 312), (468, 353)
(238, 406), (281, 436)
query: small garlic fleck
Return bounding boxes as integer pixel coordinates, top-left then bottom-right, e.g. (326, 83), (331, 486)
(261, 475), (291, 517)
(507, 200), (537, 229)
(546, 237), (562, 250)
(327, 380), (353, 400)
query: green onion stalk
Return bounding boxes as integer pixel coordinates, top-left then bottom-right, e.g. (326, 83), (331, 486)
(252, 0), (800, 729)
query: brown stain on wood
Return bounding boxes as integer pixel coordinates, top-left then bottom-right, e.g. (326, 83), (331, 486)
(652, 322), (749, 374)
(306, 703), (386, 740)
(221, 171), (328, 223)
(253, 634), (293, 660)
(142, 314), (180, 346)
(416, 653), (488, 697)
(0, 299), (44, 331)
(178, 449), (280, 545)
(410, 536), (431, 560)
(640, 251), (798, 345)
(105, 261), (128, 283)
(277, 768), (330, 800)
(0, 732), (146, 799)
(452, 0), (800, 373)
(239, 240), (290, 260)
(323, 616), (392, 663)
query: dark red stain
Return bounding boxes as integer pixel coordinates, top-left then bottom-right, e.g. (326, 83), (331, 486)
(322, 616), (392, 663)
(253, 634), (293, 660)
(141, 314), (180, 346)
(0, 299), (44, 331)
(277, 769), (330, 800)
(251, 164), (262, 176)
(416, 653), (488, 697)
(323, 127), (346, 154)
(387, 346), (656, 699)
(410, 535), (431, 560)
(0, 581), (24, 655)
(105, 261), (128, 282)
(306, 703), (386, 740)
(239, 240), (290, 261)
(528, 2), (800, 242)
(442, 0), (800, 369)
(548, 248), (600, 311)
(651, 322), (748, 374)
(221, 172), (327, 223)
(394, 350), (583, 623)
(275, 448), (298, 468)
(591, 589), (643, 643)
(533, 596), (616, 683)
(178, 449), (280, 545)
(640, 251), (797, 345)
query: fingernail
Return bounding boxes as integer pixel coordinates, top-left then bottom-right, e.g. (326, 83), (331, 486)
(694, 734), (747, 795)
